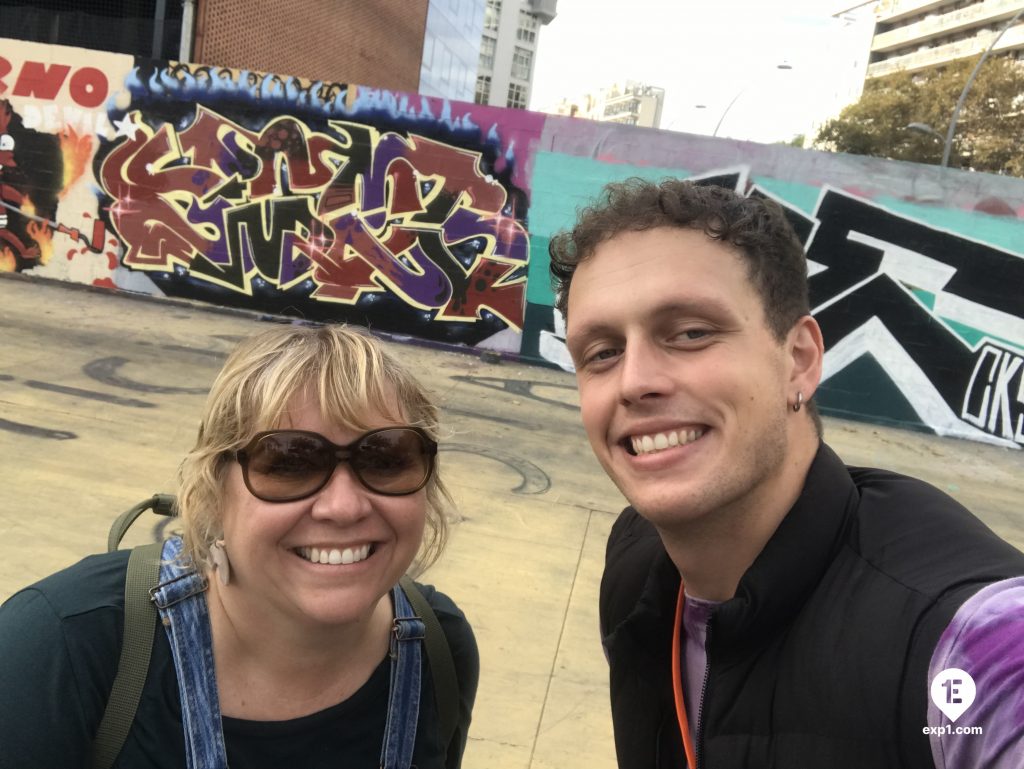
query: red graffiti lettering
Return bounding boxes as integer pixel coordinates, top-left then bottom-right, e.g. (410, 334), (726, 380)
(12, 62), (71, 101)
(100, 105), (529, 330)
(3, 59), (110, 108)
(0, 57), (11, 95)
(68, 67), (108, 109)
(248, 117), (347, 198)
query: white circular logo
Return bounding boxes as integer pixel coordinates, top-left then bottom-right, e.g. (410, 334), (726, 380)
(930, 668), (976, 723)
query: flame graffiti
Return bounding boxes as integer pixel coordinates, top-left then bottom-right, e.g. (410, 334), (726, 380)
(60, 126), (93, 196)
(26, 220), (53, 264)
(0, 245), (14, 272)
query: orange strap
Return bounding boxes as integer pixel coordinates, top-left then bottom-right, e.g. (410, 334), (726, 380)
(671, 583), (698, 768)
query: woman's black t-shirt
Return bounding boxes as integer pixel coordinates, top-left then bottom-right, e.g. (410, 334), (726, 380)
(0, 549), (479, 769)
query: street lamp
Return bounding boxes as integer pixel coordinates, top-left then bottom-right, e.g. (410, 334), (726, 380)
(906, 122), (947, 163)
(936, 6), (1024, 167)
(700, 63), (794, 138)
(906, 122), (944, 142)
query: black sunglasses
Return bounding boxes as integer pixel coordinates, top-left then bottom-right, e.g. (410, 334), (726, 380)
(235, 427), (437, 502)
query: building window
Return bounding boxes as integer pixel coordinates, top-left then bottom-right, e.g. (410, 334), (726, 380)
(507, 82), (527, 109)
(511, 46), (533, 81)
(484, 0), (501, 32)
(476, 75), (492, 104)
(517, 9), (538, 42)
(479, 36), (496, 71)
(422, 36), (434, 71)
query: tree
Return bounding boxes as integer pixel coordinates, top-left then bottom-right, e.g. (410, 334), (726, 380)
(814, 57), (1024, 175)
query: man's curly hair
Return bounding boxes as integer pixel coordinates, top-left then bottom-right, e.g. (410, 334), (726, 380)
(549, 177), (810, 341)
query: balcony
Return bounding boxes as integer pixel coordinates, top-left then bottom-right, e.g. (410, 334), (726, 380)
(873, 0), (1024, 52)
(875, 0), (953, 25)
(529, 0), (558, 24)
(867, 21), (1024, 76)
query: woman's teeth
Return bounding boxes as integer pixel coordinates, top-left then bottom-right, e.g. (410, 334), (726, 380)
(296, 545), (372, 565)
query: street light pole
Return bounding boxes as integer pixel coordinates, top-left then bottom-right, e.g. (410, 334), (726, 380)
(705, 62), (793, 138)
(942, 7), (1024, 167)
(713, 90), (747, 137)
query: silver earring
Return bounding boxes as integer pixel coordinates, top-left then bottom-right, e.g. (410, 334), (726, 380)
(210, 539), (231, 586)
(792, 391), (803, 413)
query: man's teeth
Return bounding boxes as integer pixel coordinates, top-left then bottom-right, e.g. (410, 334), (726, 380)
(297, 545), (372, 565)
(631, 428), (704, 455)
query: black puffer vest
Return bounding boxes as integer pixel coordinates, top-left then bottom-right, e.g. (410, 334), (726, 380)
(600, 443), (1024, 769)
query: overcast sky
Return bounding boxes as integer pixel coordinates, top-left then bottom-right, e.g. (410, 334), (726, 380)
(529, 0), (874, 143)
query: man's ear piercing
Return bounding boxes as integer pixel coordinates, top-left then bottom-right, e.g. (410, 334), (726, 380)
(792, 392), (803, 413)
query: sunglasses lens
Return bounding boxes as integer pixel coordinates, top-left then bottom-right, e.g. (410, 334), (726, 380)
(239, 428), (435, 502)
(353, 428), (432, 495)
(245, 433), (333, 501)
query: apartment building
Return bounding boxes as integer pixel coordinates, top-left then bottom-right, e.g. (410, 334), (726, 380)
(474, 0), (557, 109)
(868, 0), (1024, 79)
(551, 81), (666, 128)
(419, 0), (487, 102)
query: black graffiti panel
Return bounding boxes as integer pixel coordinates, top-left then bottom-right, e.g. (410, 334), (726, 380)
(962, 343), (1024, 443)
(808, 190), (1024, 316)
(814, 272), (978, 404)
(805, 189), (1024, 445)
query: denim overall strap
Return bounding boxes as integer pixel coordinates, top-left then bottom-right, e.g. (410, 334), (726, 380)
(380, 584), (426, 769)
(151, 537), (229, 769)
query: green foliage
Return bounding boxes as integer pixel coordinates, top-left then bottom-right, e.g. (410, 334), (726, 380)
(814, 57), (1024, 175)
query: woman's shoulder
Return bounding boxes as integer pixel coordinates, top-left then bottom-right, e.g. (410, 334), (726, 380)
(406, 581), (474, 638)
(1, 549), (131, 622)
(405, 580), (479, 678)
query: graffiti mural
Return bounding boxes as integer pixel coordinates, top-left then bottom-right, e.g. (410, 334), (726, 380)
(89, 58), (534, 346)
(2, 41), (538, 347)
(534, 166), (1024, 448)
(3, 37), (1023, 446)
(98, 108), (528, 337)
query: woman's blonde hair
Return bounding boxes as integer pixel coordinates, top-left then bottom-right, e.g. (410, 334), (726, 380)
(177, 323), (451, 573)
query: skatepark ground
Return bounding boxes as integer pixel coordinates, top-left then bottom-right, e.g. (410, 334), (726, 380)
(2, 273), (1020, 768)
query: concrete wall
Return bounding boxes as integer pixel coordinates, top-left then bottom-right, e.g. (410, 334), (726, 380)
(1, 38), (1022, 448)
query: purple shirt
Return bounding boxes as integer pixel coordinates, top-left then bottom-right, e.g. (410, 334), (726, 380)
(927, 577), (1024, 768)
(679, 578), (1024, 767)
(681, 593), (719, 740)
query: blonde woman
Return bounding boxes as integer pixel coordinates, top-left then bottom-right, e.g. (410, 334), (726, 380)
(0, 325), (478, 769)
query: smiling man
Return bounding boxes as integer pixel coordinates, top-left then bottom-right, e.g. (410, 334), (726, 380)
(550, 178), (1024, 769)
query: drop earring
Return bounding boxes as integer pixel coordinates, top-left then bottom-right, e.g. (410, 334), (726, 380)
(210, 539), (231, 586)
(792, 391), (804, 413)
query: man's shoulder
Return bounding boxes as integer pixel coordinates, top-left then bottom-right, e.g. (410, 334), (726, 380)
(600, 507), (676, 640)
(842, 463), (1024, 595)
(605, 506), (666, 586)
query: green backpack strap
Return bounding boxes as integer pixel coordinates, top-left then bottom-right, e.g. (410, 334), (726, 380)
(92, 494), (177, 769)
(90, 540), (163, 769)
(107, 494), (177, 552)
(399, 575), (460, 745)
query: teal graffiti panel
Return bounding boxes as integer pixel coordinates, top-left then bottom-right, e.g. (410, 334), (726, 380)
(527, 152), (691, 305)
(877, 196), (1024, 255)
(751, 177), (820, 215)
